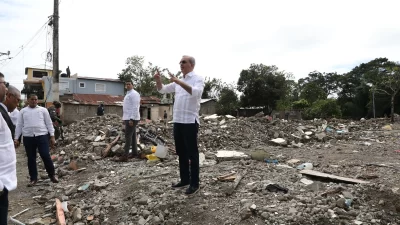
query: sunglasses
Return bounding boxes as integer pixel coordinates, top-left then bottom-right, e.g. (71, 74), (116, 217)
(0, 81), (9, 87)
(179, 60), (187, 64)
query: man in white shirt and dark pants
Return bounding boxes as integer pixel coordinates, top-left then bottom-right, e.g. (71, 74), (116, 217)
(116, 80), (141, 162)
(154, 55), (205, 195)
(14, 94), (59, 186)
(0, 75), (17, 225)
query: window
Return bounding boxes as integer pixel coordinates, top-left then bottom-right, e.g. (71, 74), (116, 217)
(33, 70), (48, 78)
(79, 82), (85, 88)
(95, 83), (106, 92)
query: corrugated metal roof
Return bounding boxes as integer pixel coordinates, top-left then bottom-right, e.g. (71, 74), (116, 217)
(71, 94), (124, 105)
(62, 94), (161, 106)
(201, 99), (216, 104)
(141, 96), (161, 104)
(77, 76), (123, 83)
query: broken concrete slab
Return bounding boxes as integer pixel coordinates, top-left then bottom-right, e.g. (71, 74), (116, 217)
(300, 170), (370, 184)
(216, 150), (249, 161)
(270, 138), (288, 146)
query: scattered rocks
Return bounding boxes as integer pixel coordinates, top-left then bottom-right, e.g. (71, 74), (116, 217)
(17, 114), (400, 224)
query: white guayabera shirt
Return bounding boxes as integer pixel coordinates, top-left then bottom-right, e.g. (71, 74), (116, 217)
(15, 106), (55, 139)
(158, 71), (205, 124)
(0, 113), (17, 192)
(122, 89), (141, 121)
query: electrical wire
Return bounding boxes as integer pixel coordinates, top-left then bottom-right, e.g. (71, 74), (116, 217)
(1, 18), (51, 69)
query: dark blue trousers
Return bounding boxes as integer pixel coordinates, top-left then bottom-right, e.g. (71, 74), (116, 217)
(173, 122), (199, 187)
(0, 188), (8, 225)
(23, 135), (55, 181)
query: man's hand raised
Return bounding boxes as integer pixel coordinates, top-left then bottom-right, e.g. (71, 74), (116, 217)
(168, 72), (179, 84)
(154, 70), (161, 81)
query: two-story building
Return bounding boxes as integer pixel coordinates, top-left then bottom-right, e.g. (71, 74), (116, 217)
(22, 67), (173, 123)
(21, 67), (54, 106)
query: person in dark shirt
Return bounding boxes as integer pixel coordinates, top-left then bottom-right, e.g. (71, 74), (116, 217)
(163, 110), (168, 127)
(97, 103), (105, 116)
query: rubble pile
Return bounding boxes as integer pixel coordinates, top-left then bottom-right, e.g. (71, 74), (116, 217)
(14, 114), (400, 225)
(56, 114), (398, 159)
(198, 115), (398, 151)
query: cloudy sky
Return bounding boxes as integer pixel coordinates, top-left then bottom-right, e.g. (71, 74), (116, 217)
(1, 0), (400, 93)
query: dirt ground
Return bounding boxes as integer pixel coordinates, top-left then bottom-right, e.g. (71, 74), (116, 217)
(6, 128), (400, 225)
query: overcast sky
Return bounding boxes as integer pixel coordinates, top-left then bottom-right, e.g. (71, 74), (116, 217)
(1, 0), (400, 93)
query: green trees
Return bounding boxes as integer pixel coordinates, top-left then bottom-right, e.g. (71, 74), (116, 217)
(117, 55), (171, 97)
(117, 56), (400, 119)
(216, 86), (239, 115)
(237, 64), (287, 114)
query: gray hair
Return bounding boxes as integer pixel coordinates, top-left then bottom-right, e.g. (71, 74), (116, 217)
(182, 55), (195, 66)
(7, 85), (20, 96)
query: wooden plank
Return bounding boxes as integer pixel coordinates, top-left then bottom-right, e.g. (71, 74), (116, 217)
(217, 172), (237, 181)
(300, 170), (369, 184)
(102, 135), (120, 158)
(225, 170), (247, 196)
(55, 198), (66, 225)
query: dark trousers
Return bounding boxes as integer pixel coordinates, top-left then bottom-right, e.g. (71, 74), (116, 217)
(124, 120), (139, 155)
(23, 135), (55, 181)
(173, 122), (199, 187)
(0, 188), (8, 225)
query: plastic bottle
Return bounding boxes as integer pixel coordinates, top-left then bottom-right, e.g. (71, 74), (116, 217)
(296, 163), (313, 170)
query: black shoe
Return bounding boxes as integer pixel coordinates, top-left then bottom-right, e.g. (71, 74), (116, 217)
(171, 182), (189, 188)
(185, 186), (200, 195)
(50, 176), (59, 183)
(27, 180), (37, 187)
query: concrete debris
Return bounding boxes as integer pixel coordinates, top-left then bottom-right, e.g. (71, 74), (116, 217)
(216, 150), (249, 161)
(11, 114), (400, 224)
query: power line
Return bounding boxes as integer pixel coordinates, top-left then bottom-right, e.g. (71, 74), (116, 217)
(1, 18), (51, 69)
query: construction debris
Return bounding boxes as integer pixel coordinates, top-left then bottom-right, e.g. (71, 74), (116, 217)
(300, 170), (370, 184)
(8, 114), (400, 224)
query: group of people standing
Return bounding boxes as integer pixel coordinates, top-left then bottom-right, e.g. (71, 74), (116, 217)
(0, 73), (59, 224)
(0, 54), (205, 224)
(117, 55), (205, 195)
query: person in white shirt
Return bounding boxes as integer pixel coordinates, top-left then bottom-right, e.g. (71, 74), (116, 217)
(154, 55), (205, 195)
(115, 80), (141, 162)
(0, 76), (17, 224)
(4, 85), (21, 127)
(10, 108), (19, 126)
(14, 94), (59, 186)
(1, 85), (21, 139)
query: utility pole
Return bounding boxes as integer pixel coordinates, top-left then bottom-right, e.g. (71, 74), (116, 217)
(52, 0), (60, 102)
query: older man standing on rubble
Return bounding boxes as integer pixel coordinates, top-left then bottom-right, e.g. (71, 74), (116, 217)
(14, 94), (59, 186)
(0, 74), (17, 224)
(115, 80), (141, 162)
(154, 55), (205, 195)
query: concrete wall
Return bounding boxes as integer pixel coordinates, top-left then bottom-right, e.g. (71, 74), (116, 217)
(158, 105), (173, 120)
(62, 103), (123, 124)
(151, 106), (159, 121)
(59, 77), (77, 95)
(62, 103), (173, 124)
(200, 100), (217, 115)
(26, 68), (53, 80)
